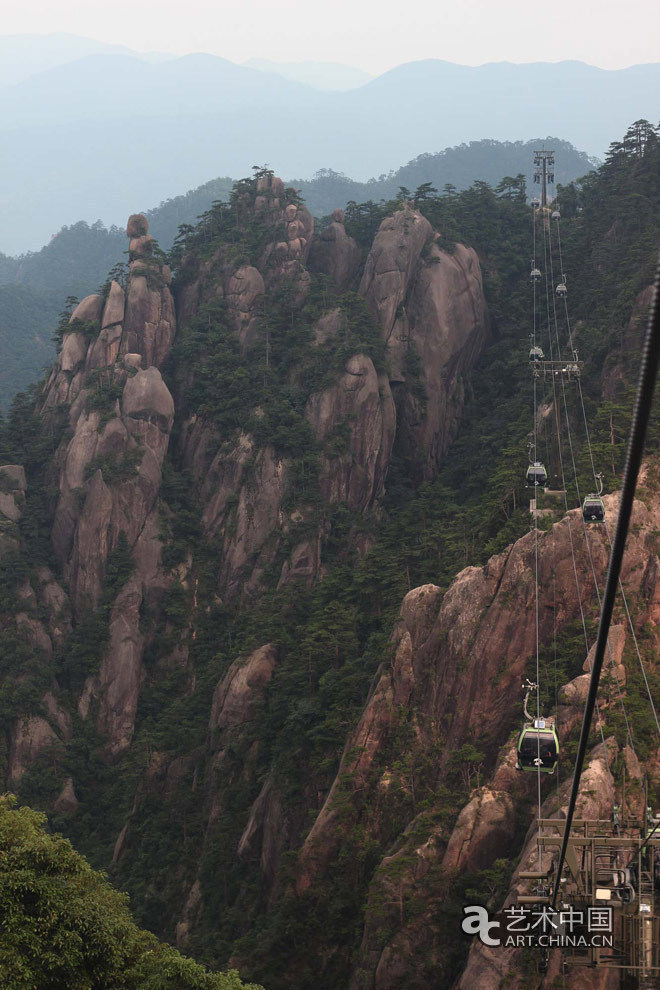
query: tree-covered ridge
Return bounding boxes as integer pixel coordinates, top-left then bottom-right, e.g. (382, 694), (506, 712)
(0, 137), (597, 410)
(0, 796), (262, 990)
(0, 120), (658, 989)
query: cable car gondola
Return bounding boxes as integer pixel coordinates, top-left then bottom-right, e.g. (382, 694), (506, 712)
(529, 345), (544, 362)
(516, 681), (559, 775)
(526, 461), (547, 486)
(582, 473), (605, 522)
(530, 267), (541, 281)
(517, 723), (559, 773)
(551, 209), (561, 220)
(582, 495), (605, 522)
(556, 279), (568, 297)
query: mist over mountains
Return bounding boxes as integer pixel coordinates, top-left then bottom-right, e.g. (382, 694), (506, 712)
(0, 133), (596, 408)
(1, 37), (658, 253)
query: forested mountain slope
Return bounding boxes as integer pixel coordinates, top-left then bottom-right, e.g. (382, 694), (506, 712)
(0, 122), (659, 988)
(0, 137), (595, 410)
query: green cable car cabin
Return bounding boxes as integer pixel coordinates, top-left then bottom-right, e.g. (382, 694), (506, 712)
(516, 719), (559, 774)
(526, 461), (547, 486)
(582, 495), (605, 522)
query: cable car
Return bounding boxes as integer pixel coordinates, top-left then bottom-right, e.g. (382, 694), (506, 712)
(530, 268), (541, 281)
(517, 721), (559, 774)
(556, 280), (568, 296)
(516, 681), (559, 775)
(526, 461), (547, 486)
(531, 197), (541, 207)
(529, 346), (544, 362)
(582, 495), (605, 522)
(551, 210), (561, 220)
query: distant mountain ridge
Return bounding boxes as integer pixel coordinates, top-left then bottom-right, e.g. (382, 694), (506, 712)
(1, 49), (658, 254)
(0, 32), (170, 87)
(244, 57), (372, 90)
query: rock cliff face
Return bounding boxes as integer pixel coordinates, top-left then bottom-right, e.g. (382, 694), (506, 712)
(287, 487), (660, 987)
(171, 184), (488, 598)
(308, 208), (362, 291)
(359, 207), (489, 476)
(305, 353), (396, 509)
(35, 215), (177, 756)
(0, 175), (515, 985)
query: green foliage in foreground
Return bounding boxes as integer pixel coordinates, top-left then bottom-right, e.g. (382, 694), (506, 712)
(0, 795), (262, 990)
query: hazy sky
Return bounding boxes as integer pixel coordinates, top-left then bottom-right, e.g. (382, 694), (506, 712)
(2, 0), (659, 74)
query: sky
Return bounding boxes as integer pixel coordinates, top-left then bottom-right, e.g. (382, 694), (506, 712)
(1, 0), (659, 75)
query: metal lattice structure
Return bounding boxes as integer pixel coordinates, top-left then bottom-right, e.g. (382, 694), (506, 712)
(533, 150), (555, 209)
(520, 816), (660, 985)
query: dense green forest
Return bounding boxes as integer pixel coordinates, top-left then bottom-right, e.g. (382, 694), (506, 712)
(0, 137), (595, 409)
(0, 120), (658, 988)
(0, 796), (262, 989)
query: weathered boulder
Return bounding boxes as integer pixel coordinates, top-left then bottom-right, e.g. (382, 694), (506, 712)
(60, 331), (88, 372)
(277, 535), (320, 588)
(70, 294), (104, 324)
(122, 365), (175, 434)
(101, 280), (125, 328)
(308, 212), (362, 291)
(54, 777), (78, 815)
(358, 208), (488, 477)
(225, 265), (265, 347)
(126, 213), (148, 238)
(359, 206), (433, 341)
(312, 308), (346, 346)
(209, 644), (276, 733)
(441, 787), (515, 874)
(68, 469), (113, 611)
(53, 367), (173, 614)
(120, 270), (176, 369)
(305, 354), (396, 509)
(7, 716), (59, 785)
(35, 566), (71, 647)
(400, 242), (489, 475)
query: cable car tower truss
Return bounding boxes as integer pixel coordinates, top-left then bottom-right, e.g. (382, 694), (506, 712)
(534, 149), (555, 209)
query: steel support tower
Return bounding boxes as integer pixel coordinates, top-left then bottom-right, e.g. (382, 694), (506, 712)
(534, 150), (555, 208)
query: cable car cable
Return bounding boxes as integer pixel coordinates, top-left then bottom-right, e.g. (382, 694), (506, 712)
(540, 217), (610, 755)
(550, 252), (660, 912)
(532, 202), (544, 858)
(555, 209), (660, 741)
(544, 212), (637, 755)
(552, 211), (660, 747)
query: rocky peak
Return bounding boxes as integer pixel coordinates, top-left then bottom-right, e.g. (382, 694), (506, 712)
(43, 213), (175, 415)
(308, 207), (362, 291)
(358, 206), (489, 477)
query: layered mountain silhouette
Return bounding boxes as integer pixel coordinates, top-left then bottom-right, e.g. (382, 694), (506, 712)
(2, 48), (659, 253)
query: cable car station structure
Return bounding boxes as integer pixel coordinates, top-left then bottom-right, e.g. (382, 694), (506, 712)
(525, 813), (660, 982)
